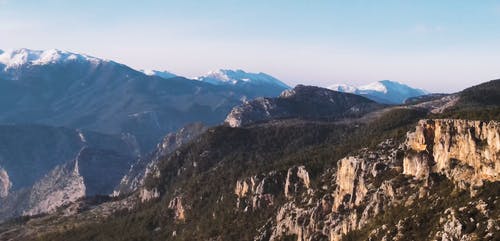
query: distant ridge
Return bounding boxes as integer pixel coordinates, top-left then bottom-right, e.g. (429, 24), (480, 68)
(328, 80), (428, 104)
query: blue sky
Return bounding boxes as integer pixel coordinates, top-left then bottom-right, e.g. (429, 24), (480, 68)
(1, 0), (500, 92)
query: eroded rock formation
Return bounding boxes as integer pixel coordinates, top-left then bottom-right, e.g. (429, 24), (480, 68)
(404, 119), (499, 187)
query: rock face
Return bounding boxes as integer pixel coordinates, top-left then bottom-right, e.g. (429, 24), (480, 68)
(251, 120), (499, 241)
(259, 140), (404, 241)
(225, 85), (383, 127)
(0, 125), (137, 220)
(0, 124), (136, 192)
(139, 188), (159, 202)
(235, 171), (286, 211)
(332, 157), (368, 212)
(23, 159), (86, 216)
(234, 167), (314, 212)
(284, 166), (311, 198)
(114, 123), (207, 196)
(404, 119), (500, 186)
(0, 146), (133, 219)
(168, 196), (186, 221)
(0, 167), (11, 198)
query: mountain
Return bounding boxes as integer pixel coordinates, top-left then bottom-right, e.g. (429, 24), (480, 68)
(225, 85), (383, 127)
(140, 69), (177, 79)
(197, 69), (290, 98)
(0, 49), (285, 152)
(197, 69), (289, 88)
(0, 79), (498, 241)
(0, 48), (102, 71)
(329, 80), (428, 104)
(0, 124), (138, 220)
(114, 122), (208, 196)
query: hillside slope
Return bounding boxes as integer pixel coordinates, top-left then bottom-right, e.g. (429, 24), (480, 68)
(0, 79), (498, 241)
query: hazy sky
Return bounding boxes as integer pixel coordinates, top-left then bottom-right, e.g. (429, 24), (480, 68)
(1, 0), (500, 92)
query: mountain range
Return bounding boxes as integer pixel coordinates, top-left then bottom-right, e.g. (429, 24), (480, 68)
(0, 48), (290, 153)
(329, 80), (429, 104)
(2, 48), (494, 241)
(0, 79), (496, 241)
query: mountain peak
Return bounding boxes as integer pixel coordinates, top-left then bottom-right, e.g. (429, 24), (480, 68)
(140, 69), (177, 79)
(328, 83), (358, 93)
(328, 80), (428, 104)
(197, 69), (290, 89)
(225, 85), (381, 127)
(0, 48), (105, 69)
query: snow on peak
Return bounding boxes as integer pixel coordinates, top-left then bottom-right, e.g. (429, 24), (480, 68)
(327, 80), (429, 104)
(197, 69), (290, 88)
(358, 81), (389, 94)
(328, 83), (358, 93)
(0, 48), (104, 70)
(140, 69), (177, 79)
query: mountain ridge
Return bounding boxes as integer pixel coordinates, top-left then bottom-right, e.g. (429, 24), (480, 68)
(329, 80), (428, 104)
(0, 79), (498, 241)
(197, 69), (290, 88)
(225, 85), (384, 127)
(0, 48), (288, 153)
(0, 48), (106, 70)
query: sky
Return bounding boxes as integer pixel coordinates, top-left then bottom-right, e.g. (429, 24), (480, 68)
(1, 0), (500, 92)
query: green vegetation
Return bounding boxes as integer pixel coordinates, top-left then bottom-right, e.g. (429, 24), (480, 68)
(31, 106), (427, 241)
(342, 176), (500, 241)
(26, 79), (500, 241)
(433, 79), (500, 121)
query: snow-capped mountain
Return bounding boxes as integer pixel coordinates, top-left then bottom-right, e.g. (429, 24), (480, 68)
(196, 69), (290, 98)
(0, 48), (104, 70)
(140, 69), (177, 79)
(329, 80), (429, 104)
(0, 48), (288, 153)
(197, 69), (290, 89)
(330, 83), (358, 93)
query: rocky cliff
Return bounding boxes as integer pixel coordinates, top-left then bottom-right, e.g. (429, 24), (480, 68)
(404, 119), (499, 187)
(227, 120), (499, 241)
(1, 118), (498, 241)
(23, 159), (86, 216)
(252, 139), (407, 241)
(0, 146), (134, 220)
(114, 123), (207, 196)
(0, 125), (137, 221)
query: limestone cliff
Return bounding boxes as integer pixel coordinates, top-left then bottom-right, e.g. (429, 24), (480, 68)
(258, 140), (406, 241)
(23, 159), (86, 216)
(404, 119), (499, 187)
(0, 167), (11, 198)
(235, 171), (285, 211)
(251, 120), (499, 241)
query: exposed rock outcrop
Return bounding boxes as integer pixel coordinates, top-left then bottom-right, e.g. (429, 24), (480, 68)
(256, 140), (415, 241)
(139, 188), (159, 202)
(0, 167), (11, 198)
(332, 157), (368, 212)
(115, 123), (207, 196)
(168, 196), (186, 221)
(404, 119), (500, 187)
(235, 171), (285, 211)
(284, 166), (311, 199)
(255, 120), (499, 241)
(23, 159), (86, 216)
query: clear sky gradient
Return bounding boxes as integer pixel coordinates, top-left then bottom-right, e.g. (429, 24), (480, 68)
(1, 0), (500, 92)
